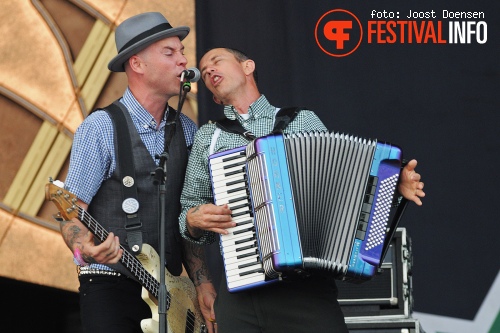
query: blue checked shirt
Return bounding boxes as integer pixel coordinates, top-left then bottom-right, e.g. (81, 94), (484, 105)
(179, 95), (327, 245)
(65, 88), (197, 270)
(66, 88), (197, 203)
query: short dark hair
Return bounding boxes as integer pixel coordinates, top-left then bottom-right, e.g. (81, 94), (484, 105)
(204, 47), (258, 84)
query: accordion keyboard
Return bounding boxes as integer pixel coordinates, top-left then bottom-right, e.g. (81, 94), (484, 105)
(209, 147), (270, 292)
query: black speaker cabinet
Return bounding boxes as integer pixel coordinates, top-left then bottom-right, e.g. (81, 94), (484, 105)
(337, 228), (413, 320)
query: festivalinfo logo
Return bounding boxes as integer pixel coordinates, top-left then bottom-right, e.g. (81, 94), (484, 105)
(315, 8), (488, 57)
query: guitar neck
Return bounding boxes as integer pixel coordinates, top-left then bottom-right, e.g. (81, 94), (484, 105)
(77, 207), (160, 298)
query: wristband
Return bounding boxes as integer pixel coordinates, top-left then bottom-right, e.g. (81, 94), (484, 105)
(73, 248), (89, 266)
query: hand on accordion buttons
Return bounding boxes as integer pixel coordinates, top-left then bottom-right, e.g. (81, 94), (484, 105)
(187, 203), (236, 236)
(398, 159), (425, 206)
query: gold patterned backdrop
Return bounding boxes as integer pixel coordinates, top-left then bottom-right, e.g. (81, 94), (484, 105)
(0, 0), (197, 293)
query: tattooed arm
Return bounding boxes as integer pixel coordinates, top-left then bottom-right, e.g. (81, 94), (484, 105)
(182, 239), (217, 332)
(59, 200), (123, 265)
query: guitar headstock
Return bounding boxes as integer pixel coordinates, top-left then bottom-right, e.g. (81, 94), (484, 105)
(45, 179), (79, 221)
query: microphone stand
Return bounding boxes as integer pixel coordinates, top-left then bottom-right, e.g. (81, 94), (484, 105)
(153, 74), (193, 333)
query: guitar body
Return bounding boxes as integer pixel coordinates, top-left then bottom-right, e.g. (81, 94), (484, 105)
(138, 244), (203, 333)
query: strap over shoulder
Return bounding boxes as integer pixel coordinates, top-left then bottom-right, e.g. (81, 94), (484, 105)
(272, 106), (306, 134)
(101, 101), (143, 254)
(213, 106), (307, 140)
(215, 117), (256, 140)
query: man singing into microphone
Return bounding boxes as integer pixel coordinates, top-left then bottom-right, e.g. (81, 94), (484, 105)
(62, 12), (216, 333)
(179, 47), (425, 333)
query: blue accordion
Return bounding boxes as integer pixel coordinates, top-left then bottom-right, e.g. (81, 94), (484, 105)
(209, 132), (402, 292)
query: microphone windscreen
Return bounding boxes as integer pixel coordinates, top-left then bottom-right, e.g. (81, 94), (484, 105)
(188, 67), (201, 82)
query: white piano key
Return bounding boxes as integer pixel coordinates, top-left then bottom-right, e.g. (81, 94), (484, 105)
(211, 164), (245, 179)
(221, 234), (255, 249)
(224, 256), (261, 272)
(211, 172), (246, 186)
(222, 246), (257, 260)
(227, 272), (266, 288)
(209, 150), (245, 163)
(215, 193), (249, 205)
(213, 183), (248, 196)
(221, 239), (256, 254)
(210, 156), (246, 170)
(226, 265), (264, 280)
(214, 189), (248, 202)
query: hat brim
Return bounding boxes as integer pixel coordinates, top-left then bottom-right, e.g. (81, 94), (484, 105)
(108, 26), (190, 72)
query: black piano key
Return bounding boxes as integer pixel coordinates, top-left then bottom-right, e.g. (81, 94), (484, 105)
(234, 236), (255, 245)
(234, 226), (255, 235)
(223, 161), (246, 170)
(228, 195), (249, 204)
(235, 219), (253, 227)
(222, 152), (245, 163)
(238, 259), (260, 269)
(226, 176), (247, 187)
(228, 186), (248, 194)
(232, 209), (252, 218)
(239, 268), (265, 276)
(236, 242), (257, 252)
(230, 203), (251, 211)
(236, 250), (258, 259)
(225, 168), (245, 177)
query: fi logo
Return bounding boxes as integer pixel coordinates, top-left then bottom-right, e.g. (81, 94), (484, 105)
(315, 9), (363, 57)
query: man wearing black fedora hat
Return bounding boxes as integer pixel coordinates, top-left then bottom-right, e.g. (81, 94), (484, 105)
(62, 12), (216, 333)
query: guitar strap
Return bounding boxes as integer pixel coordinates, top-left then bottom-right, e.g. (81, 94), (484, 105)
(102, 101), (144, 254)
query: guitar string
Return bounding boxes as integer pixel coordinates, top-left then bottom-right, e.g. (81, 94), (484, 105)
(75, 205), (206, 331)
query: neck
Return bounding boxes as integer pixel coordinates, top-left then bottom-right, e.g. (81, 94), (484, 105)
(227, 91), (261, 115)
(129, 86), (170, 124)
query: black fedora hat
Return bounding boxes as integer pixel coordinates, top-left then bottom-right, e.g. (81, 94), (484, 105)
(108, 12), (190, 72)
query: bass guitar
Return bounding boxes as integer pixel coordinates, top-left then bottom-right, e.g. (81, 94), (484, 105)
(45, 181), (207, 333)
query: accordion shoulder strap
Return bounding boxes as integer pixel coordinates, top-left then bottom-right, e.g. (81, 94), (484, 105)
(215, 117), (256, 140)
(214, 106), (306, 139)
(272, 106), (306, 134)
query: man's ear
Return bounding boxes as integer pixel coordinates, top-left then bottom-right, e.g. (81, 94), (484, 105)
(243, 59), (256, 76)
(128, 55), (143, 73)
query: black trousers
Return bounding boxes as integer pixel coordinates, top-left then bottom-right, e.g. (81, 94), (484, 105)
(214, 273), (349, 333)
(78, 275), (151, 333)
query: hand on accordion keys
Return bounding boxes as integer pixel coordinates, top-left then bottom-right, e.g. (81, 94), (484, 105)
(397, 159), (425, 206)
(186, 203), (236, 238)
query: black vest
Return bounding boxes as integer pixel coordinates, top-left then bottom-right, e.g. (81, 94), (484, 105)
(87, 101), (187, 277)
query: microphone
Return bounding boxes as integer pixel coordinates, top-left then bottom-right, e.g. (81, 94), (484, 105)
(181, 67), (201, 82)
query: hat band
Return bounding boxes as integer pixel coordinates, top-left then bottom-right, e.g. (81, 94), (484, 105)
(119, 22), (174, 53)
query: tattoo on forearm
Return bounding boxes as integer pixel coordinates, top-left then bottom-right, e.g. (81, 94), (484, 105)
(62, 223), (82, 249)
(183, 241), (212, 287)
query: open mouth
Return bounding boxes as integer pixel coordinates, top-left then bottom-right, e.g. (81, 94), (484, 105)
(212, 75), (222, 86)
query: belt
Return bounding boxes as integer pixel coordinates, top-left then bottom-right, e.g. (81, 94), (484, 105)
(78, 266), (122, 277)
